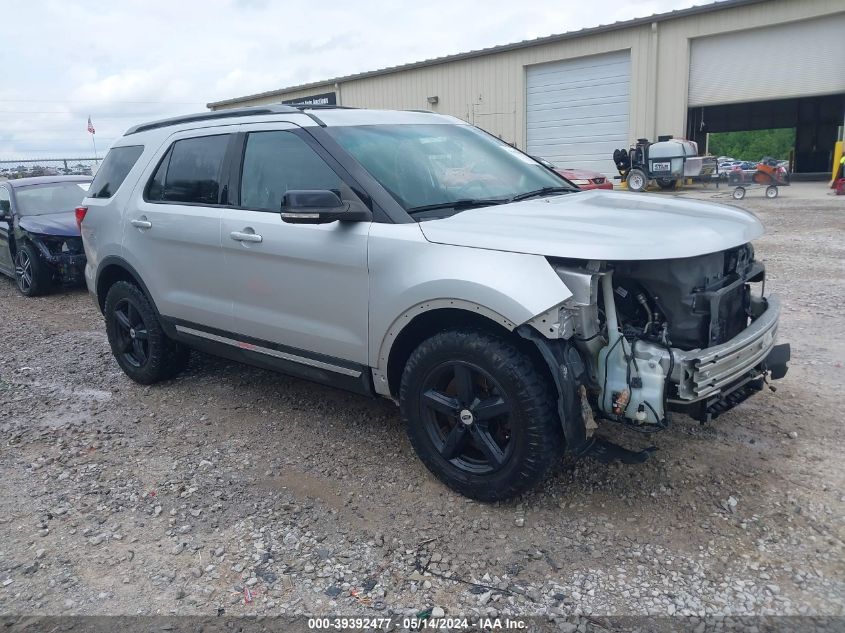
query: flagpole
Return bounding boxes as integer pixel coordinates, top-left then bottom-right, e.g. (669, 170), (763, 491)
(88, 115), (98, 163)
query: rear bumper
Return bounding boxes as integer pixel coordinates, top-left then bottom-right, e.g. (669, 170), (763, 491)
(580, 182), (614, 191)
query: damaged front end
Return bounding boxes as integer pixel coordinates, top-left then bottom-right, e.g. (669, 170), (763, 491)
(522, 246), (790, 456)
(26, 234), (86, 284)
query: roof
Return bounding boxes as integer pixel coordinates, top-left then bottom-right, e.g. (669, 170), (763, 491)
(207, 0), (766, 109)
(4, 175), (92, 189)
(117, 106), (459, 139)
(124, 104), (301, 135)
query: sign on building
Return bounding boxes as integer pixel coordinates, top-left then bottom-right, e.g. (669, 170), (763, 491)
(281, 92), (337, 106)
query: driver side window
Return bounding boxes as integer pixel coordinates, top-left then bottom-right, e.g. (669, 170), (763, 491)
(239, 131), (362, 212)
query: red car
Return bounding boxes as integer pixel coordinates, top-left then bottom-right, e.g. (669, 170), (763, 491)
(531, 156), (613, 190)
(554, 167), (613, 190)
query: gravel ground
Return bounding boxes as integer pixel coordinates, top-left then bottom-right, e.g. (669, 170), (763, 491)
(0, 184), (843, 626)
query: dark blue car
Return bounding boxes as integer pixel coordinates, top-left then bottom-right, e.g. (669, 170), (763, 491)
(0, 175), (91, 296)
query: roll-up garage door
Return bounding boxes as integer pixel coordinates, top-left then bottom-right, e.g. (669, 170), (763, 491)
(689, 14), (845, 107)
(526, 50), (630, 178)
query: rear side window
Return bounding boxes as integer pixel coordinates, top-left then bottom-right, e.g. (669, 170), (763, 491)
(146, 135), (228, 205)
(88, 145), (144, 198)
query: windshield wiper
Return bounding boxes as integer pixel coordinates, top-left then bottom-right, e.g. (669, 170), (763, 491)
(509, 186), (575, 202)
(406, 198), (510, 215)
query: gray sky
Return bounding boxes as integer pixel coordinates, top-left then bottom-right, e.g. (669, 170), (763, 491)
(2, 0), (701, 160)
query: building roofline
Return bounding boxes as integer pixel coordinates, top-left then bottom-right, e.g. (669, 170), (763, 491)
(207, 0), (766, 109)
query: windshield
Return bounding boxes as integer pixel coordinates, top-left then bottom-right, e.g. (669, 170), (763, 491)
(326, 124), (574, 217)
(15, 182), (90, 216)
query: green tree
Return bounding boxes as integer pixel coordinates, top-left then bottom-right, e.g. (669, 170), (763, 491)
(709, 128), (795, 161)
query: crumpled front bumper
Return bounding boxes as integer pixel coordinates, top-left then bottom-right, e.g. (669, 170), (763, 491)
(616, 293), (788, 424)
(660, 293), (790, 422)
(31, 238), (86, 282)
(670, 294), (787, 402)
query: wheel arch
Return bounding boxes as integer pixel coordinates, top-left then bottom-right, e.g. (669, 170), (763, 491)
(376, 301), (555, 403)
(10, 229), (42, 257)
(95, 257), (159, 316)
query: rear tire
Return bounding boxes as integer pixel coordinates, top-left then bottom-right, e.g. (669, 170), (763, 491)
(657, 178), (677, 190)
(104, 281), (189, 384)
(14, 243), (51, 297)
(400, 329), (562, 501)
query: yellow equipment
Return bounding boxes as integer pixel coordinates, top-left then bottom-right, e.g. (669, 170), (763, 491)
(832, 140), (844, 187)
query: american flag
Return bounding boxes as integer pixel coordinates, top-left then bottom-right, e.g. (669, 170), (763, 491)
(87, 116), (95, 135)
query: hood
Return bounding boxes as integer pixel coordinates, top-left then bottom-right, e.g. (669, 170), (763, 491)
(556, 168), (603, 180)
(18, 211), (80, 238)
(418, 190), (763, 261)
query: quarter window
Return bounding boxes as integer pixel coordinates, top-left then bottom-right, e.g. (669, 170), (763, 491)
(147, 135), (229, 205)
(0, 187), (10, 216)
(88, 145), (144, 199)
(239, 131), (356, 212)
(146, 147), (171, 201)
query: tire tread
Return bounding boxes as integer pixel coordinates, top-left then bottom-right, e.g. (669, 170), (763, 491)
(400, 328), (561, 501)
(104, 281), (189, 384)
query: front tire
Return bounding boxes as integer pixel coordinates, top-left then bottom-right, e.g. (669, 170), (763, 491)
(400, 329), (562, 501)
(104, 281), (189, 384)
(14, 243), (51, 297)
(626, 169), (647, 192)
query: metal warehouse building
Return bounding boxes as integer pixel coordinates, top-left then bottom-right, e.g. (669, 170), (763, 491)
(208, 0), (845, 177)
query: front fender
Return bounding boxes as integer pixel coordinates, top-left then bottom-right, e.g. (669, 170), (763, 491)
(368, 223), (572, 369)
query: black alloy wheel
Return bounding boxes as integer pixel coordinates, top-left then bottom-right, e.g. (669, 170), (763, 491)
(419, 361), (513, 474)
(14, 249), (32, 294)
(400, 329), (562, 501)
(13, 243), (50, 296)
(112, 297), (151, 368)
(104, 281), (189, 384)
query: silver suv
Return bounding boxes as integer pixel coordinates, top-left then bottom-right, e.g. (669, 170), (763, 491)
(80, 105), (790, 500)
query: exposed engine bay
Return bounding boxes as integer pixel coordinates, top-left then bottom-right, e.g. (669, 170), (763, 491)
(542, 244), (790, 438)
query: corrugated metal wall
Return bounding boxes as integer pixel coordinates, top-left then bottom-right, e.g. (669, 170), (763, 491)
(213, 0), (844, 151)
(688, 13), (845, 107)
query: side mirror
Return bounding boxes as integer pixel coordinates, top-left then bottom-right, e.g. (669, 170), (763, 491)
(0, 199), (10, 220)
(281, 190), (371, 224)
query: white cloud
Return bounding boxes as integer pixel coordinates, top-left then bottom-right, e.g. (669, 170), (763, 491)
(1, 0), (700, 159)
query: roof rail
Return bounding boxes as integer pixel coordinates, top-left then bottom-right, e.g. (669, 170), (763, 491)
(123, 105), (300, 136)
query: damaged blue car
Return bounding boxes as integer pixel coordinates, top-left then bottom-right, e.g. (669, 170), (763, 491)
(0, 175), (91, 296)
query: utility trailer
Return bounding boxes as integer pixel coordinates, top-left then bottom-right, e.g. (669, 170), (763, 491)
(614, 137), (711, 192)
(728, 157), (790, 199)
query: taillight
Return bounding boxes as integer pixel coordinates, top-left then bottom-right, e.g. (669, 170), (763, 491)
(74, 206), (88, 232)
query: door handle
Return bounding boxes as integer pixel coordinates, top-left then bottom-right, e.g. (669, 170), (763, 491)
(131, 219), (152, 229)
(230, 230), (263, 243)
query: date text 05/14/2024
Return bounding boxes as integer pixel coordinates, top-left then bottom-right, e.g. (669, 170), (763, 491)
(307, 616), (528, 629)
